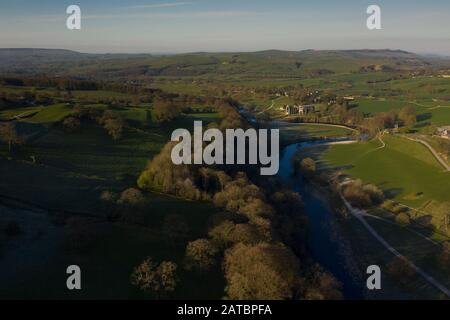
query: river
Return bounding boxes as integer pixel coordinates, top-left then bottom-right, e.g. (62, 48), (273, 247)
(278, 140), (364, 299)
(239, 107), (365, 298)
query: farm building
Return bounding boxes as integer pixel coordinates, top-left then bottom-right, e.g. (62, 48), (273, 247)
(285, 104), (315, 115)
(437, 126), (450, 138)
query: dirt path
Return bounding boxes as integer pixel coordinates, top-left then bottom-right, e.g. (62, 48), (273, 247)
(341, 196), (450, 297)
(357, 132), (386, 161)
(274, 121), (359, 133)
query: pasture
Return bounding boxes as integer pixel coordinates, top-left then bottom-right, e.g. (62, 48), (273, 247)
(320, 135), (450, 208)
(279, 123), (356, 143)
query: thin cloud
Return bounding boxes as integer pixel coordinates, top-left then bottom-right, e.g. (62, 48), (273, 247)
(10, 9), (260, 23)
(129, 2), (194, 9)
(82, 11), (260, 20)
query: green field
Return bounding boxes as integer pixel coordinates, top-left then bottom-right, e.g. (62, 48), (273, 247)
(0, 102), (226, 299)
(26, 104), (75, 123)
(320, 135), (450, 208)
(355, 98), (416, 114)
(279, 123), (356, 143)
(0, 106), (43, 120)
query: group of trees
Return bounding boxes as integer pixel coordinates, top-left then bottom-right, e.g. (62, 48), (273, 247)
(100, 188), (146, 223)
(341, 179), (385, 209)
(130, 257), (178, 299)
(125, 95), (343, 300)
(184, 239), (219, 271)
(136, 118), (341, 300)
(152, 98), (180, 124)
(137, 157), (334, 300)
(62, 107), (127, 141)
(297, 158), (316, 178)
(437, 138), (450, 158)
(386, 256), (417, 287)
(223, 242), (301, 300)
(364, 106), (417, 136)
(98, 110), (126, 141)
(285, 92), (418, 137)
(0, 90), (54, 109)
(137, 142), (204, 200)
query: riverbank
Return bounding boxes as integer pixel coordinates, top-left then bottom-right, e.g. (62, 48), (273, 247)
(283, 137), (449, 299)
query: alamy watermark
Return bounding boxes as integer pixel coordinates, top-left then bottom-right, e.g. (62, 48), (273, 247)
(66, 265), (81, 290)
(66, 5), (81, 30)
(171, 121), (280, 176)
(367, 5), (382, 30)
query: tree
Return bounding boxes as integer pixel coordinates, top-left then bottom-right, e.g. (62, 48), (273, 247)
(363, 184), (385, 205)
(0, 122), (23, 152)
(62, 116), (81, 132)
(398, 106), (417, 128)
(342, 180), (384, 208)
(99, 191), (118, 220)
(118, 188), (145, 207)
(103, 118), (124, 141)
(99, 110), (126, 141)
(223, 243), (300, 300)
(302, 266), (343, 300)
(213, 174), (274, 221)
(153, 98), (180, 123)
(157, 261), (178, 294)
(63, 216), (97, 252)
(387, 256), (416, 286)
(208, 220), (236, 249)
(184, 239), (219, 271)
(130, 257), (178, 298)
(117, 188), (146, 223)
(137, 142), (202, 200)
(299, 158), (316, 177)
(342, 180), (372, 208)
(395, 212), (411, 226)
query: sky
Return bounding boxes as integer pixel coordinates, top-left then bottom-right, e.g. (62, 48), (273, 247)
(1, 0), (450, 55)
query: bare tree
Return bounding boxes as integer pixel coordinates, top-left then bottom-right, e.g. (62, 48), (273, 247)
(0, 122), (23, 152)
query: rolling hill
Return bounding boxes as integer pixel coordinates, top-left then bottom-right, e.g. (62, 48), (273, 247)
(0, 48), (448, 81)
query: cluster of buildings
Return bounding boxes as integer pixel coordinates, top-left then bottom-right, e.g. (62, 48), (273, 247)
(437, 126), (450, 138)
(284, 104), (316, 115)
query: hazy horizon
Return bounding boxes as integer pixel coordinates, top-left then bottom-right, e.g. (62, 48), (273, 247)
(1, 47), (449, 58)
(1, 0), (450, 55)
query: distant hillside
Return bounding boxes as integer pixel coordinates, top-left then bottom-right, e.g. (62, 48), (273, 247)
(0, 48), (448, 81)
(0, 49), (85, 69)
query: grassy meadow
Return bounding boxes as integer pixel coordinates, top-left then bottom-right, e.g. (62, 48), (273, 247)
(320, 135), (449, 208)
